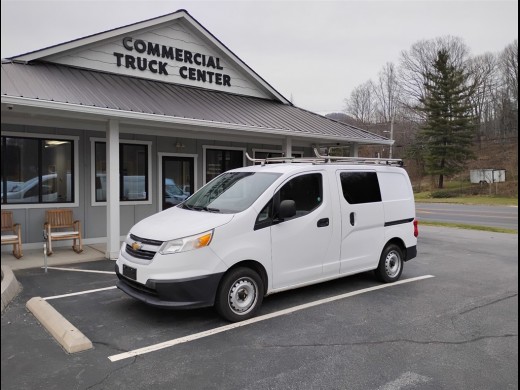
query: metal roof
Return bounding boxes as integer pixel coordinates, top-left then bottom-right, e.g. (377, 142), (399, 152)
(6, 9), (291, 106)
(1, 62), (390, 144)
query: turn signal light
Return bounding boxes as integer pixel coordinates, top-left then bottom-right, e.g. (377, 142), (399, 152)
(196, 233), (213, 248)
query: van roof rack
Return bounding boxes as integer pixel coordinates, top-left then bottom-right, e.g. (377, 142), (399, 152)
(246, 149), (403, 167)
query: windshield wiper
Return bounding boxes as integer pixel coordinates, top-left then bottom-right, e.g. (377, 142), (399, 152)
(191, 206), (220, 213)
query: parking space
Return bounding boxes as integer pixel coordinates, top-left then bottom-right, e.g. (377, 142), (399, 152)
(1, 226), (518, 390)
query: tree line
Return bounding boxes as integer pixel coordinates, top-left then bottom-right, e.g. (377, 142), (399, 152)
(341, 37), (518, 189)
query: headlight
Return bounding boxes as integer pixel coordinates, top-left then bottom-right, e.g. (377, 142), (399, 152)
(159, 230), (213, 255)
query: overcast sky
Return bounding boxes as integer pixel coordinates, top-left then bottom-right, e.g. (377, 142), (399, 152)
(1, 0), (518, 114)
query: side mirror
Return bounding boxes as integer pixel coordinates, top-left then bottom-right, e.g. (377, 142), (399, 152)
(278, 199), (296, 220)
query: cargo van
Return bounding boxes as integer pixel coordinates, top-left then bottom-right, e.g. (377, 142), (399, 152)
(116, 152), (418, 322)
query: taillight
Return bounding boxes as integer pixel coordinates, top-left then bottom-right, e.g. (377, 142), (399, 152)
(413, 219), (419, 237)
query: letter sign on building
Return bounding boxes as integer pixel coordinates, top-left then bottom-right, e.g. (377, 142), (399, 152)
(113, 37), (232, 86)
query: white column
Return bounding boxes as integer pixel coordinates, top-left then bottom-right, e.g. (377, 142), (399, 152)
(106, 119), (120, 260)
(283, 137), (292, 157)
(350, 143), (359, 157)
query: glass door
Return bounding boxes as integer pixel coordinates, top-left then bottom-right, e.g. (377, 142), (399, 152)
(161, 156), (194, 210)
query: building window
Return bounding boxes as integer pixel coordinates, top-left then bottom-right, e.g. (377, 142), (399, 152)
(253, 149), (304, 162)
(94, 141), (150, 202)
(204, 147), (244, 183)
(1, 136), (74, 204)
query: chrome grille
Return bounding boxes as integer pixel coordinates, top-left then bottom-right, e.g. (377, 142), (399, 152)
(129, 234), (163, 246)
(125, 245), (156, 260)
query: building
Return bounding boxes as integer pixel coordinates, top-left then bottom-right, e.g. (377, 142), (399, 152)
(1, 9), (392, 258)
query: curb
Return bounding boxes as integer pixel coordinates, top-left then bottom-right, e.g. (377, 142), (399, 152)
(26, 297), (93, 354)
(1, 265), (21, 312)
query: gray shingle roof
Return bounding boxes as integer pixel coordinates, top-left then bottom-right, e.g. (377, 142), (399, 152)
(1, 62), (389, 143)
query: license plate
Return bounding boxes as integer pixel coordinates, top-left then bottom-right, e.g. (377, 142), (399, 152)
(122, 264), (137, 280)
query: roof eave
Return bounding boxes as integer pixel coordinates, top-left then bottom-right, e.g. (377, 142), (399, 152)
(1, 96), (392, 145)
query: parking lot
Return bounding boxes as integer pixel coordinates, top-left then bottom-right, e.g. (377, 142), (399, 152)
(1, 226), (518, 390)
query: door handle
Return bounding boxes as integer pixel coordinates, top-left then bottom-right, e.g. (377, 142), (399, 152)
(350, 212), (355, 226)
(317, 218), (329, 227)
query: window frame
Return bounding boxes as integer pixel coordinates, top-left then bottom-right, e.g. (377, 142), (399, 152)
(252, 148), (304, 162)
(202, 145), (246, 185)
(90, 138), (152, 206)
(1, 132), (79, 209)
(157, 152), (198, 211)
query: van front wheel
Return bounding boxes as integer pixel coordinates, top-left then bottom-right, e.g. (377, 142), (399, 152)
(215, 267), (264, 322)
(375, 244), (403, 283)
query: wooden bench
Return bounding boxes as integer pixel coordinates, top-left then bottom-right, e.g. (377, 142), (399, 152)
(1, 210), (23, 259)
(44, 209), (83, 255)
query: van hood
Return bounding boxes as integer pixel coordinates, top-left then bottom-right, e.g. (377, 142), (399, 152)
(130, 206), (234, 242)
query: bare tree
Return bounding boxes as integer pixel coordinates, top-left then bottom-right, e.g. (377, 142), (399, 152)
(344, 81), (376, 124)
(373, 62), (402, 123)
(467, 53), (499, 143)
(491, 39), (519, 139)
(500, 39), (518, 107)
(398, 36), (470, 116)
(372, 62), (403, 157)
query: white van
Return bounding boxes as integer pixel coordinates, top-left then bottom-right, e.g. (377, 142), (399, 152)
(116, 153), (418, 322)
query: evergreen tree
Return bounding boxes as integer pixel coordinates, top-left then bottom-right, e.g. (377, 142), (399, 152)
(419, 49), (476, 188)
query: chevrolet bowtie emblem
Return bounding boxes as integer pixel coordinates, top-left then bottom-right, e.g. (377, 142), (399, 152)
(131, 241), (143, 251)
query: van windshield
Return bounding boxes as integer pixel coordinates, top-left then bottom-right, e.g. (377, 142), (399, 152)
(181, 172), (280, 214)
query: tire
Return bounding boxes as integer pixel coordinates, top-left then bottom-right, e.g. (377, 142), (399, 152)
(215, 267), (264, 322)
(375, 244), (403, 283)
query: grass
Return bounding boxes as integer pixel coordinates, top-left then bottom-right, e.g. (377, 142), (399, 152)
(414, 180), (518, 206)
(419, 220), (517, 235)
(414, 194), (518, 206)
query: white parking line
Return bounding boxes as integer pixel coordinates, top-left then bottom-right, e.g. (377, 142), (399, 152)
(108, 274), (435, 362)
(44, 286), (117, 301)
(42, 266), (115, 275)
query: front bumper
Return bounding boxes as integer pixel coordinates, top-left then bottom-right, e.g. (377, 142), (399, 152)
(115, 264), (224, 309)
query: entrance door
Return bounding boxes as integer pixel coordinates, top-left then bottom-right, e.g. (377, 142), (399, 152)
(161, 156), (194, 210)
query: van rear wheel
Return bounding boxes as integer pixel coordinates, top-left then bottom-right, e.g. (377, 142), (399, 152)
(375, 244), (403, 283)
(215, 267), (264, 322)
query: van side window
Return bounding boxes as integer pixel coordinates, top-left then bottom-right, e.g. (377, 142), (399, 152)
(340, 172), (381, 204)
(254, 173), (322, 230)
(254, 200), (273, 230)
(280, 173), (322, 218)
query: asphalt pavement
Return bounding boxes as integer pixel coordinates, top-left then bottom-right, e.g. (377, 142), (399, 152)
(416, 203), (518, 230)
(1, 225), (517, 390)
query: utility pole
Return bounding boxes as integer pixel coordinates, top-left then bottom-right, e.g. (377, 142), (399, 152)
(389, 116), (394, 159)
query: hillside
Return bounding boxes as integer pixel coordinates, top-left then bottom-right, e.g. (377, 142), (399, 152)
(403, 137), (518, 196)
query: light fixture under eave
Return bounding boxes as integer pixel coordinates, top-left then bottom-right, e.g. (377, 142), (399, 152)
(45, 140), (68, 146)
